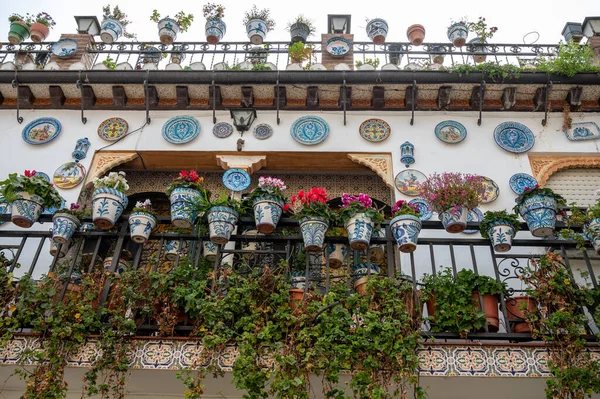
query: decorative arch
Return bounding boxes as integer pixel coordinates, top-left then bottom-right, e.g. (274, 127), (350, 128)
(347, 153), (394, 189)
(84, 151), (139, 188)
(529, 155), (600, 187)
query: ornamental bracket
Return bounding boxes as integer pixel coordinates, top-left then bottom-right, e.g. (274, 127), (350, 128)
(143, 70), (151, 125)
(76, 71), (87, 125)
(542, 81), (553, 126)
(477, 79), (486, 126)
(410, 80), (417, 126)
(11, 70), (23, 124)
(276, 71), (280, 125)
(342, 71), (347, 126)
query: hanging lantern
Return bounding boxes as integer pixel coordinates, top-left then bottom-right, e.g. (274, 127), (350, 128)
(400, 141), (415, 168)
(72, 137), (91, 161)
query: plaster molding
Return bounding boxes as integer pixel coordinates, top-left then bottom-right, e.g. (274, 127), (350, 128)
(529, 155), (600, 187)
(216, 155), (267, 174)
(84, 151), (139, 188)
(347, 153), (394, 189)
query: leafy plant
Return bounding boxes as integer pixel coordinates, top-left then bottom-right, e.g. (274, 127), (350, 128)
(251, 63), (272, 71)
(54, 202), (91, 220)
(391, 199), (421, 218)
(34, 12), (56, 28)
(456, 269), (507, 297)
(200, 191), (249, 216)
(355, 58), (380, 69)
(513, 185), (567, 213)
(166, 170), (208, 197)
(93, 171), (129, 194)
(449, 62), (521, 81)
(417, 172), (485, 214)
(8, 13), (34, 26)
(536, 40), (600, 77)
(287, 188), (339, 222)
(479, 210), (520, 239)
(103, 55), (117, 70)
(0, 170), (63, 208)
(286, 14), (316, 38)
(247, 176), (287, 203)
(150, 10), (195, 33)
(131, 199), (159, 218)
(202, 3), (225, 20)
(102, 5), (136, 39)
(467, 16), (497, 41)
(242, 5), (275, 32)
(288, 42), (313, 65)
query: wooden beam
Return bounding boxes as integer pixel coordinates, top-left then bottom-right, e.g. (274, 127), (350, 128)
(339, 86), (351, 108)
(437, 86), (452, 110)
(209, 85), (222, 106)
(81, 85), (96, 108)
(404, 85), (418, 108)
(147, 85), (159, 108)
(469, 86), (482, 110)
(501, 87), (517, 110)
(49, 86), (65, 107)
(17, 86), (34, 107)
(372, 86), (384, 109)
(241, 86), (254, 108)
(307, 86), (319, 108)
(0, 90), (3, 106)
(176, 86), (189, 108)
(533, 87), (547, 111)
(566, 87), (582, 108)
(112, 86), (127, 107)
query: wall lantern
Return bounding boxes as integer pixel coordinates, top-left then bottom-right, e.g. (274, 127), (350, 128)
(230, 109), (257, 135)
(562, 22), (584, 43)
(327, 15), (351, 35)
(72, 137), (91, 161)
(400, 141), (415, 168)
(74, 16), (101, 35)
(582, 17), (600, 37)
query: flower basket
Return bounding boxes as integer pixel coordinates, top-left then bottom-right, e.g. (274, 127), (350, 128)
(165, 239), (186, 261)
(49, 240), (70, 258)
(390, 214), (422, 253)
(8, 21), (30, 45)
(447, 22), (468, 47)
(157, 17), (179, 45)
(92, 188), (128, 229)
(439, 206), (469, 233)
(10, 191), (44, 228)
(289, 22), (310, 43)
(207, 206), (239, 245)
(252, 196), (284, 234)
(505, 296), (537, 333)
(100, 18), (124, 43)
(128, 211), (157, 243)
(299, 217), (329, 252)
(203, 240), (218, 261)
(472, 292), (500, 332)
(169, 187), (202, 229)
(52, 213), (81, 244)
(518, 194), (558, 238)
(406, 24), (425, 46)
(469, 38), (487, 63)
(205, 17), (226, 44)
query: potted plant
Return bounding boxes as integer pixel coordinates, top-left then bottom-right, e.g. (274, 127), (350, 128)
(287, 14), (315, 44)
(417, 172), (485, 233)
(7, 13), (33, 45)
(203, 192), (246, 245)
(52, 203), (90, 244)
(339, 193), (384, 251)
(325, 227), (347, 268)
(513, 184), (565, 238)
(288, 42), (313, 68)
(389, 199), (422, 253)
(203, 3), (226, 44)
(92, 171), (129, 230)
(406, 24), (425, 46)
(170, 45), (187, 64)
(128, 199), (158, 244)
(353, 263), (380, 295)
(366, 18), (389, 44)
(369, 228), (386, 264)
(288, 188), (339, 252)
(150, 9), (194, 45)
(355, 58), (380, 70)
(447, 18), (468, 47)
(247, 176), (287, 234)
(243, 5), (275, 45)
(167, 170), (208, 229)
(100, 5), (136, 44)
(480, 210), (520, 252)
(457, 269), (507, 332)
(429, 45), (445, 65)
(0, 170), (63, 228)
(505, 295), (537, 333)
(29, 12), (55, 43)
(467, 17), (498, 63)
(289, 270), (307, 311)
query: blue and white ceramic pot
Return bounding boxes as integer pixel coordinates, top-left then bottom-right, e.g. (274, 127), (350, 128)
(246, 18), (267, 44)
(439, 206), (469, 233)
(165, 239), (186, 261)
(100, 18), (124, 44)
(518, 195), (557, 238)
(252, 196), (284, 234)
(447, 22), (468, 47)
(207, 206), (239, 245)
(203, 240), (218, 261)
(369, 228), (386, 263)
(299, 216), (329, 252)
(128, 211), (157, 244)
(366, 18), (389, 44)
(49, 239), (70, 258)
(586, 218), (600, 255)
(290, 271), (307, 290)
(157, 17), (179, 45)
(344, 213), (374, 251)
(353, 263), (380, 295)
(52, 213), (81, 244)
(206, 18), (226, 44)
(390, 214), (422, 253)
(103, 257), (130, 274)
(469, 38), (487, 63)
(327, 243), (347, 268)
(169, 187), (202, 229)
(241, 229), (263, 260)
(486, 222), (516, 253)
(10, 191), (44, 228)
(92, 188), (128, 230)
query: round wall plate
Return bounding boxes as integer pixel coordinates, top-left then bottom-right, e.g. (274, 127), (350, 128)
(394, 169), (427, 196)
(290, 116), (329, 145)
(253, 123), (273, 140)
(53, 162), (86, 189)
(98, 117), (129, 141)
(464, 208), (484, 234)
(479, 176), (500, 204)
(359, 118), (391, 142)
(222, 168), (251, 191)
(509, 173), (538, 195)
(493, 121), (535, 153)
(324, 37), (352, 57)
(408, 198), (433, 221)
(22, 117), (61, 145)
(51, 38), (78, 58)
(434, 120), (467, 144)
(162, 116), (201, 144)
(213, 122), (234, 138)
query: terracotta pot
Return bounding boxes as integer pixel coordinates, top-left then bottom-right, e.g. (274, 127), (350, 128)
(403, 289), (422, 318)
(354, 276), (370, 296)
(505, 296), (537, 333)
(406, 24), (425, 46)
(30, 22), (49, 43)
(472, 292), (499, 332)
(289, 288), (305, 311)
(425, 295), (437, 320)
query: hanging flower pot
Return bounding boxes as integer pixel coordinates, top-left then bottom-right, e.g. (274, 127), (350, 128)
(390, 214), (422, 253)
(49, 240), (70, 258)
(52, 213), (81, 244)
(203, 240), (218, 261)
(205, 18), (226, 44)
(8, 20), (30, 45)
(326, 243), (347, 268)
(169, 187), (202, 229)
(252, 197), (284, 234)
(100, 18), (124, 44)
(439, 206), (469, 233)
(92, 188), (128, 230)
(289, 22), (311, 43)
(10, 191), (44, 228)
(299, 217), (329, 252)
(353, 263), (379, 295)
(487, 222), (516, 252)
(103, 257), (131, 274)
(472, 292), (500, 332)
(505, 296), (537, 333)
(447, 22), (468, 47)
(366, 18), (389, 44)
(30, 23), (50, 43)
(345, 213), (374, 251)
(429, 45), (445, 65)
(469, 38), (487, 63)
(165, 239), (186, 261)
(246, 18), (267, 44)
(518, 195), (558, 238)
(586, 218), (600, 255)
(406, 24), (425, 46)
(207, 206), (239, 245)
(369, 228), (386, 263)
(128, 211), (157, 244)
(157, 17), (180, 45)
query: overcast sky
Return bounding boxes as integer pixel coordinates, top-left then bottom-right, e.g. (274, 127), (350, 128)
(2, 0), (597, 45)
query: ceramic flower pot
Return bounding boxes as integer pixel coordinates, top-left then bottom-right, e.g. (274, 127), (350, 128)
(447, 22), (468, 47)
(353, 264), (379, 295)
(49, 240), (70, 258)
(205, 17), (226, 44)
(103, 256), (130, 274)
(169, 187), (202, 229)
(203, 240), (218, 261)
(165, 239), (186, 261)
(390, 214), (422, 253)
(100, 18), (124, 44)
(52, 213), (81, 244)
(92, 188), (128, 230)
(586, 218), (600, 255)
(289, 288), (305, 311)
(299, 217), (329, 252)
(207, 206), (239, 245)
(326, 243), (347, 268)
(469, 38), (487, 63)
(406, 24), (425, 46)
(439, 206), (469, 233)
(289, 22), (310, 43)
(344, 213), (374, 251)
(128, 211), (157, 244)
(246, 18), (267, 44)
(8, 21), (30, 45)
(366, 18), (388, 44)
(518, 194), (558, 238)
(369, 228), (386, 263)
(241, 229), (262, 260)
(486, 222), (516, 252)
(170, 46), (186, 64)
(429, 45), (445, 65)
(252, 196), (284, 234)
(157, 17), (180, 45)
(505, 296), (537, 333)
(10, 191), (44, 228)
(472, 292), (499, 332)
(30, 22), (49, 43)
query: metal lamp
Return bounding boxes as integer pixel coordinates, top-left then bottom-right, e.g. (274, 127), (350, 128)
(74, 16), (101, 35)
(562, 22), (584, 43)
(582, 17), (600, 37)
(230, 109), (257, 135)
(327, 15), (351, 34)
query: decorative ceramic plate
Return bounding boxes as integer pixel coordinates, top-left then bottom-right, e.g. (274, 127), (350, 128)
(509, 173), (538, 195)
(493, 121), (535, 153)
(43, 198), (66, 215)
(213, 122), (233, 138)
(359, 119), (391, 142)
(464, 208), (484, 234)
(325, 37), (352, 57)
(53, 162), (86, 189)
(290, 116), (329, 145)
(222, 168), (251, 192)
(98, 117), (129, 141)
(253, 123), (273, 140)
(36, 172), (51, 182)
(409, 198), (433, 221)
(162, 116), (200, 144)
(394, 169), (427, 196)
(434, 120), (467, 144)
(479, 176), (499, 203)
(565, 122), (600, 141)
(22, 118), (61, 145)
(51, 38), (78, 58)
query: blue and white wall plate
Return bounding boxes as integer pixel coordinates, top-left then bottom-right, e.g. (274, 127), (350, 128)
(162, 116), (201, 144)
(253, 123), (273, 140)
(222, 168), (251, 192)
(434, 120), (467, 144)
(291, 116), (330, 145)
(43, 198), (66, 216)
(408, 198), (433, 221)
(464, 208), (484, 234)
(493, 121), (535, 153)
(565, 122), (600, 141)
(509, 173), (538, 195)
(324, 37), (352, 57)
(22, 117), (61, 145)
(213, 122), (233, 138)
(51, 38), (78, 58)
(35, 172), (51, 182)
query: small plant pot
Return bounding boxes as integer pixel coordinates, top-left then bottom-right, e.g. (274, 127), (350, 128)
(157, 18), (180, 45)
(52, 213), (81, 244)
(241, 229), (262, 260)
(252, 196), (284, 234)
(518, 194), (558, 238)
(92, 188), (128, 230)
(289, 22), (310, 43)
(366, 18), (388, 44)
(207, 206), (239, 245)
(203, 240), (218, 261)
(299, 217), (329, 252)
(505, 296), (537, 333)
(128, 211), (157, 244)
(103, 256), (130, 274)
(246, 18), (267, 44)
(169, 187), (202, 229)
(447, 22), (468, 47)
(429, 46), (445, 65)
(165, 239), (186, 261)
(487, 222), (516, 252)
(289, 288), (306, 311)
(8, 21), (31, 45)
(388, 44), (404, 65)
(344, 213), (374, 251)
(10, 191), (44, 228)
(469, 38), (487, 63)
(49, 240), (70, 258)
(170, 46), (186, 64)
(472, 292), (499, 332)
(100, 18), (124, 44)
(406, 24), (425, 46)
(425, 295), (437, 320)
(205, 18), (226, 44)
(30, 22), (49, 43)
(353, 264), (379, 295)
(369, 229), (386, 263)
(390, 214), (422, 253)
(353, 276), (370, 296)
(439, 206), (469, 234)
(586, 218), (600, 255)
(326, 243), (347, 268)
